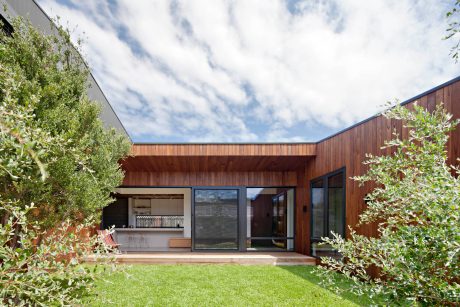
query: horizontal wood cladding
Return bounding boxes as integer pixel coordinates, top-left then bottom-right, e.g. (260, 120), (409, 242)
(131, 143), (316, 156)
(295, 79), (460, 256)
(122, 171), (297, 187)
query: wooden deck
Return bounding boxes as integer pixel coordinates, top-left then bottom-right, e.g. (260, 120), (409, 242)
(86, 252), (316, 265)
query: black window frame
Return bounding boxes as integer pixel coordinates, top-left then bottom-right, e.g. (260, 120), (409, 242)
(310, 168), (346, 250)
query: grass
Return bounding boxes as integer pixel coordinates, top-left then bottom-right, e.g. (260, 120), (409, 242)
(86, 265), (374, 306)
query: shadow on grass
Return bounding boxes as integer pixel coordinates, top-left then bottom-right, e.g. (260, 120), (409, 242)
(279, 265), (377, 307)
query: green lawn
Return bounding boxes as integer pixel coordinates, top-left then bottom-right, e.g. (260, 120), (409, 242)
(86, 265), (373, 306)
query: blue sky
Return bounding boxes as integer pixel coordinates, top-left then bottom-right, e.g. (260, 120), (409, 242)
(38, 0), (458, 143)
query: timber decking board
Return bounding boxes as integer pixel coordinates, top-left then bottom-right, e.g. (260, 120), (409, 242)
(85, 252), (316, 265)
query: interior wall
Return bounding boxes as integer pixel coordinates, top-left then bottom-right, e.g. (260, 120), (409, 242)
(249, 193), (273, 237)
(183, 191), (191, 238)
(152, 199), (183, 215)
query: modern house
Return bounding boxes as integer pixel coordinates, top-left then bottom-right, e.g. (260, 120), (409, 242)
(105, 77), (460, 257)
(4, 1), (460, 259)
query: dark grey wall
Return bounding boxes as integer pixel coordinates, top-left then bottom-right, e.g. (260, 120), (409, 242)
(102, 198), (129, 229)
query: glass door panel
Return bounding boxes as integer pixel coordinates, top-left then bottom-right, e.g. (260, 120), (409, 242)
(193, 189), (239, 250)
(246, 188), (295, 251)
(272, 192), (287, 237)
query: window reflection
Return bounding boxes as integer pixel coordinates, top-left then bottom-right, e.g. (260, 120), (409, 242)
(194, 189), (239, 250)
(328, 173), (344, 238)
(311, 179), (324, 239)
(310, 170), (345, 258)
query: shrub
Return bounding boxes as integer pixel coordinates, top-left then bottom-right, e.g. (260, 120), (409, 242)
(0, 201), (116, 305)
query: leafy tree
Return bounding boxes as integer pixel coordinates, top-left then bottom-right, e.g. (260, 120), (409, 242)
(0, 15), (129, 305)
(0, 16), (131, 228)
(316, 103), (460, 305)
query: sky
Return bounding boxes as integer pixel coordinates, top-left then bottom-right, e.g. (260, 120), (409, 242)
(37, 0), (459, 143)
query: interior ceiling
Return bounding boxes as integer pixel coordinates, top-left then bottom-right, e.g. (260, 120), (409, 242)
(129, 194), (184, 199)
(121, 156), (311, 172)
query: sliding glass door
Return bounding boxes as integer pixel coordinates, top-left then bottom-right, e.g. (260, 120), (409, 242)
(192, 186), (295, 251)
(193, 189), (239, 250)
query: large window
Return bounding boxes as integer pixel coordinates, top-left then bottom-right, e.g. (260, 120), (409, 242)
(310, 169), (345, 257)
(246, 188), (295, 251)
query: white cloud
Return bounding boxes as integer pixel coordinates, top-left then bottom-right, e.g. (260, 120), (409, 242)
(38, 0), (458, 142)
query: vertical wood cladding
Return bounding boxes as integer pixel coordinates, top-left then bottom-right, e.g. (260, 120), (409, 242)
(122, 171), (298, 187)
(130, 143), (316, 156)
(295, 80), (460, 255)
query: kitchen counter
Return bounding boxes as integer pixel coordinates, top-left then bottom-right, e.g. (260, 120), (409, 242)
(113, 228), (186, 252)
(114, 228), (184, 232)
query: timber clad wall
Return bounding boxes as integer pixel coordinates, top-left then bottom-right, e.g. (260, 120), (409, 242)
(122, 171), (298, 187)
(121, 143), (315, 186)
(121, 78), (460, 257)
(295, 79), (460, 255)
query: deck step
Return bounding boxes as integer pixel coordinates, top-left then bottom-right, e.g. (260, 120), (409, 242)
(275, 262), (315, 266)
(85, 252), (316, 265)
